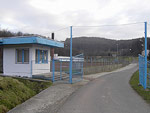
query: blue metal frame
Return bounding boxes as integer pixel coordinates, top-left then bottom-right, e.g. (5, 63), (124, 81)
(81, 62), (84, 79)
(69, 26), (73, 84)
(60, 60), (62, 80)
(37, 50), (40, 64)
(0, 36), (64, 48)
(139, 54), (145, 87)
(16, 48), (28, 64)
(36, 49), (48, 64)
(46, 50), (48, 63)
(52, 59), (55, 82)
(139, 22), (148, 90)
(42, 50), (44, 63)
(144, 22), (147, 89)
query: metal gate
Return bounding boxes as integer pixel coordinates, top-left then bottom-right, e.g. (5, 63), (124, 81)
(147, 60), (150, 88)
(52, 54), (84, 83)
(139, 54), (150, 89)
(139, 55), (146, 88)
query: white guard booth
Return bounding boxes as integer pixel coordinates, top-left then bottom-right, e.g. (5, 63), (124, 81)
(0, 36), (64, 78)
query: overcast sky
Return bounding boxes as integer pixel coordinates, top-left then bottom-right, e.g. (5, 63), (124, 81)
(0, 0), (150, 40)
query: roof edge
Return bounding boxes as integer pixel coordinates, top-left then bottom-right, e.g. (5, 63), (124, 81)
(1, 36), (64, 48)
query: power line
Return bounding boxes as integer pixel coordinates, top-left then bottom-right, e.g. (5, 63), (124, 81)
(53, 27), (69, 33)
(42, 27), (69, 35)
(41, 22), (145, 36)
(73, 22), (144, 28)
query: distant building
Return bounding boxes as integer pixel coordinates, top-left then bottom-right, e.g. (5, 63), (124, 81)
(54, 54), (84, 62)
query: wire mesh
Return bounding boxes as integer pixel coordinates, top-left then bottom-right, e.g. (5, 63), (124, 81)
(53, 58), (70, 82)
(52, 22), (146, 83)
(147, 60), (150, 88)
(70, 23), (144, 75)
(139, 55), (145, 88)
(72, 54), (84, 83)
(147, 23), (150, 88)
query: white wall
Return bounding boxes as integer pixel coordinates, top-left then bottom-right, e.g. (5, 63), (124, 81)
(3, 44), (51, 77)
(3, 45), (32, 77)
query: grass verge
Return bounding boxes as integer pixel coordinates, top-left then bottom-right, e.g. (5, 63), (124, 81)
(0, 76), (52, 113)
(129, 70), (150, 103)
(84, 64), (124, 75)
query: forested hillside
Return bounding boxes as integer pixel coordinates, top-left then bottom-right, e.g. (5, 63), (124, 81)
(0, 29), (149, 58)
(55, 37), (150, 57)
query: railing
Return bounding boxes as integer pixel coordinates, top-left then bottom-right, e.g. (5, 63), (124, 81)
(52, 58), (70, 82)
(147, 60), (150, 88)
(52, 54), (84, 83)
(139, 55), (145, 88)
(139, 54), (150, 89)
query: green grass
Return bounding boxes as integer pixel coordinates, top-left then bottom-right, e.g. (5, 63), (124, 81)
(0, 76), (52, 113)
(83, 64), (123, 75)
(129, 71), (150, 103)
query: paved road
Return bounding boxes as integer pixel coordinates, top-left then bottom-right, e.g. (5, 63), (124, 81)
(57, 64), (150, 113)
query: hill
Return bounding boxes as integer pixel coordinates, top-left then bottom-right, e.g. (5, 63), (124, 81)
(55, 37), (149, 56)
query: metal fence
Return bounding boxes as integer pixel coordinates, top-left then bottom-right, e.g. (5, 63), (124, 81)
(139, 55), (146, 88)
(83, 56), (131, 75)
(52, 58), (70, 83)
(147, 60), (150, 88)
(52, 54), (84, 83)
(138, 22), (149, 90)
(83, 56), (130, 67)
(138, 54), (150, 89)
(31, 56), (131, 83)
(72, 54), (84, 83)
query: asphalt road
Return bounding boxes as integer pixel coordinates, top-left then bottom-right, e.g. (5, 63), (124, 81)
(57, 64), (150, 113)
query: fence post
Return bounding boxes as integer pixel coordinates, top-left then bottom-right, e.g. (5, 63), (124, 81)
(81, 62), (84, 79)
(69, 26), (73, 84)
(139, 55), (141, 85)
(91, 57), (92, 67)
(144, 22), (147, 89)
(60, 60), (62, 80)
(52, 59), (55, 82)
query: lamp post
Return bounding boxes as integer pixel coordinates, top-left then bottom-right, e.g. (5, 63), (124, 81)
(129, 48), (132, 63)
(139, 38), (144, 55)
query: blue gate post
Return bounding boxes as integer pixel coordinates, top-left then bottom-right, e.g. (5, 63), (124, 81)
(60, 59), (62, 80)
(81, 62), (84, 79)
(139, 55), (141, 85)
(144, 22), (147, 89)
(69, 26), (73, 84)
(52, 59), (55, 82)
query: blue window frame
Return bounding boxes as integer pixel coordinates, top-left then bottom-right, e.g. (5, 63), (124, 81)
(35, 49), (48, 64)
(16, 48), (29, 64)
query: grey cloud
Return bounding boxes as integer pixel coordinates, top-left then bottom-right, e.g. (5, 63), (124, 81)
(0, 0), (150, 41)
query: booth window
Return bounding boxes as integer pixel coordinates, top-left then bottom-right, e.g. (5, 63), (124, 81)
(16, 49), (29, 64)
(35, 49), (48, 64)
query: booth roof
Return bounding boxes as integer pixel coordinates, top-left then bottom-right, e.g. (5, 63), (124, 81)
(0, 36), (64, 48)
